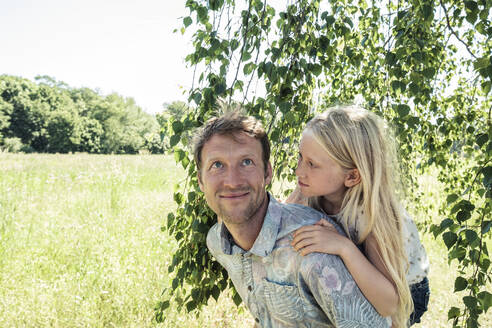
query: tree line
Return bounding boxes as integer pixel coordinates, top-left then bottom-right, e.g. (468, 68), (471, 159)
(0, 74), (189, 154)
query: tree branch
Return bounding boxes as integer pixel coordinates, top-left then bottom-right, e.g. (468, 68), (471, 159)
(439, 0), (477, 59)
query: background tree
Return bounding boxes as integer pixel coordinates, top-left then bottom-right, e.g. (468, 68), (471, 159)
(0, 75), (164, 154)
(158, 1), (491, 327)
(156, 101), (194, 151)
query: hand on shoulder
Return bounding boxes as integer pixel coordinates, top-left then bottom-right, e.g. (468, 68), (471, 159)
(291, 219), (350, 256)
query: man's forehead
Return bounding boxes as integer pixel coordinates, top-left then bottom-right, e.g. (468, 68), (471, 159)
(202, 132), (262, 160)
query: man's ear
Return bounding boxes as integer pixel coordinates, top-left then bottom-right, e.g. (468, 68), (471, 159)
(265, 162), (273, 185)
(344, 168), (361, 187)
(197, 170), (204, 191)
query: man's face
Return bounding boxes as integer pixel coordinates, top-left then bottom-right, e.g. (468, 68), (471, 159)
(198, 132), (272, 226)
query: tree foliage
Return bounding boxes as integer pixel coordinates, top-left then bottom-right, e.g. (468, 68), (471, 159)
(0, 75), (165, 154)
(158, 0), (491, 327)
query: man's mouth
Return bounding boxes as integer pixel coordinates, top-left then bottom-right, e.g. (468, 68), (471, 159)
(219, 192), (250, 199)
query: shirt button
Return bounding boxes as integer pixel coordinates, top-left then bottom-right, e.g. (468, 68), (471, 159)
(248, 285), (252, 291)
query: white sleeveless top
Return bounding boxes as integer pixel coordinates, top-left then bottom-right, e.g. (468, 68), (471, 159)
(336, 209), (429, 285)
(401, 210), (429, 284)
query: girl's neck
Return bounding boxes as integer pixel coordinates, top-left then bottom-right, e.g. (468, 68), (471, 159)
(321, 196), (342, 215)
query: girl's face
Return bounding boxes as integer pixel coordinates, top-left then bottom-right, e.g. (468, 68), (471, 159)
(295, 131), (349, 206)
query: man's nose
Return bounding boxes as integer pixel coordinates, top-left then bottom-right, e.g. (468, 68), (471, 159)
(223, 166), (244, 188)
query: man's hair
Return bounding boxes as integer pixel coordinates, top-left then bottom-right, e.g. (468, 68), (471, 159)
(193, 110), (270, 174)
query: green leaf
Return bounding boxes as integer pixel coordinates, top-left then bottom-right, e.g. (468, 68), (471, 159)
(477, 291), (492, 312)
(457, 210), (471, 222)
(186, 300), (196, 312)
(464, 1), (479, 24)
(440, 218), (454, 230)
(422, 4), (433, 20)
(446, 194), (459, 204)
(396, 104), (410, 117)
(230, 39), (240, 51)
(482, 165), (492, 188)
(448, 306), (460, 319)
(197, 6), (208, 24)
(242, 51), (252, 62)
(232, 290), (242, 306)
(172, 121), (183, 134)
(214, 82), (226, 95)
(325, 15), (335, 25)
(243, 62), (256, 75)
(173, 192), (184, 205)
(410, 72), (423, 83)
(465, 229), (478, 244)
(172, 278), (179, 290)
(473, 57), (490, 70)
(463, 295), (478, 310)
(385, 52), (396, 66)
(170, 134), (181, 147)
(211, 285), (220, 301)
(208, 0), (224, 11)
(443, 231), (458, 249)
(481, 258), (491, 272)
(422, 67), (436, 78)
(312, 64), (322, 76)
(192, 92), (202, 105)
(482, 221), (492, 234)
(482, 80), (491, 94)
(279, 102), (290, 113)
(454, 276), (468, 291)
(391, 80), (406, 93)
(160, 300), (170, 311)
(476, 133), (488, 147)
(284, 111), (296, 125)
(183, 16), (192, 28)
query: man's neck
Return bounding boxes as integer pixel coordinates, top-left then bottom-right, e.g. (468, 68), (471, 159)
(222, 194), (269, 251)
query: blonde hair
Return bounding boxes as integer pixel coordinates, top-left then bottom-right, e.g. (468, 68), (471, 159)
(306, 104), (412, 328)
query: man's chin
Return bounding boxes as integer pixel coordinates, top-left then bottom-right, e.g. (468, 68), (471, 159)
(219, 207), (254, 225)
(221, 214), (250, 225)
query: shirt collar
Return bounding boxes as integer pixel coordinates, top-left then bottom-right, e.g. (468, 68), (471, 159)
(218, 193), (282, 257)
(248, 194), (282, 257)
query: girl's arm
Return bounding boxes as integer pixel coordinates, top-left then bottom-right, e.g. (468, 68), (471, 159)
(292, 219), (398, 317)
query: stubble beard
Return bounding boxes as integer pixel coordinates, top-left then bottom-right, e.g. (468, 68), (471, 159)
(217, 187), (267, 226)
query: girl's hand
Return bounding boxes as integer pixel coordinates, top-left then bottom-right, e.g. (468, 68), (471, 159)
(291, 219), (349, 256)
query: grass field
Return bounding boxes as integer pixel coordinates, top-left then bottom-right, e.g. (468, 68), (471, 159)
(0, 153), (490, 327)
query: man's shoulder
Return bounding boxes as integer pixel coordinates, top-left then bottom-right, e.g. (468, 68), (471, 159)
(275, 201), (325, 225)
(206, 222), (221, 253)
(271, 199), (345, 237)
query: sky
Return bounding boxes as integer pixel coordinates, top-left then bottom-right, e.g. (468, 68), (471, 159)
(0, 0), (193, 114)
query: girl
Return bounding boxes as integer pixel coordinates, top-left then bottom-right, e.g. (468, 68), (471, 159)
(286, 105), (429, 327)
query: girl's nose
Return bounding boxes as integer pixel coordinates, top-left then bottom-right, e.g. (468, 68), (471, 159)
(295, 162), (304, 178)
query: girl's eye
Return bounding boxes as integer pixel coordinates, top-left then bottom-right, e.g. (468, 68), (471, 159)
(308, 161), (315, 168)
(242, 159), (253, 166)
(211, 161), (223, 169)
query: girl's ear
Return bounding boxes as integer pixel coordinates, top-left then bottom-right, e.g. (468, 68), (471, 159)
(344, 168), (361, 187)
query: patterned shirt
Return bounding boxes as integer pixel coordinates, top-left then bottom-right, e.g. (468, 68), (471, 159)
(207, 195), (389, 328)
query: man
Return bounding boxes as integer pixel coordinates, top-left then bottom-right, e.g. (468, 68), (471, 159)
(193, 110), (389, 327)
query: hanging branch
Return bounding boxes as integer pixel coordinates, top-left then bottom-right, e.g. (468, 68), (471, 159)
(439, 0), (477, 59)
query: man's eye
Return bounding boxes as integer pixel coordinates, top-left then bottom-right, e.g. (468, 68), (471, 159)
(242, 159), (253, 166)
(211, 161), (223, 169)
(308, 161), (315, 168)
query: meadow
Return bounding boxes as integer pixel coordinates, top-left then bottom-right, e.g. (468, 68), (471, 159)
(0, 153), (489, 327)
